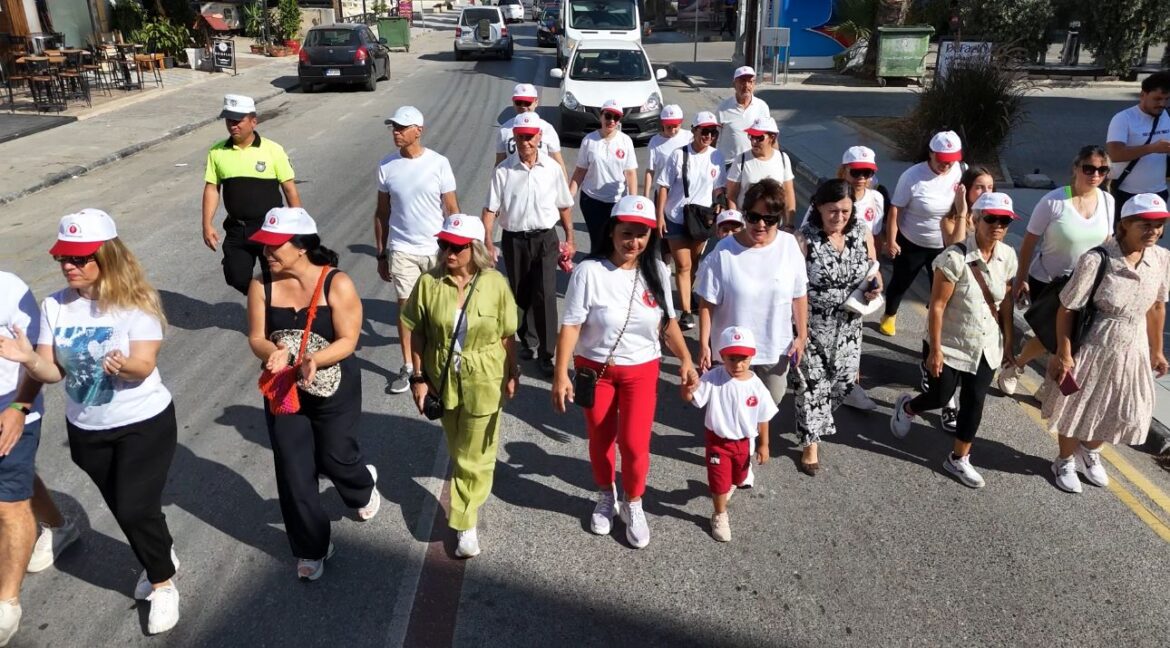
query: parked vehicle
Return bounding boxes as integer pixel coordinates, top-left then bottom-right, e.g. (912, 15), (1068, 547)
(557, 0), (640, 68)
(520, 0), (540, 20)
(549, 39), (666, 142)
(298, 24), (390, 92)
(454, 6), (514, 60)
(536, 7), (560, 47)
(498, 0), (525, 23)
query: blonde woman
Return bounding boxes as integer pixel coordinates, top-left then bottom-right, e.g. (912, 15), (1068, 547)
(0, 210), (181, 636)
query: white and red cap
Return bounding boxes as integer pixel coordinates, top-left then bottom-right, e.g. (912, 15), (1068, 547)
(601, 99), (623, 116)
(717, 209), (745, 227)
(718, 326), (757, 357)
(387, 105), (424, 127)
(972, 192), (1018, 219)
(437, 214), (486, 245)
(1121, 193), (1170, 220)
(732, 65), (756, 81)
(249, 207), (319, 246)
(659, 104), (684, 125)
(744, 116), (779, 136)
(512, 83), (539, 101)
(842, 145), (877, 170)
(50, 208), (118, 256)
(692, 111), (718, 129)
(511, 112), (542, 136)
(610, 195), (656, 228)
(929, 130), (963, 162)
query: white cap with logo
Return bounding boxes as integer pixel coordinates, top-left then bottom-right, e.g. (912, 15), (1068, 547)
(601, 99), (623, 116)
(1121, 193), (1170, 220)
(718, 326), (757, 356)
(842, 146), (878, 169)
(610, 195), (656, 228)
(659, 104), (684, 124)
(249, 207), (319, 246)
(929, 130), (963, 162)
(388, 105), (424, 127)
(733, 65), (756, 81)
(220, 94), (257, 120)
(717, 209), (745, 227)
(744, 116), (779, 136)
(512, 83), (539, 100)
(50, 209), (118, 256)
(971, 192), (1018, 218)
(693, 111), (718, 128)
(437, 214), (486, 245)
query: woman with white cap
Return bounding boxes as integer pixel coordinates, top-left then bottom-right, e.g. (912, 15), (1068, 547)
(0, 209), (182, 634)
(643, 104), (693, 199)
(879, 130), (965, 337)
(245, 207), (378, 580)
(569, 99), (638, 253)
(656, 110), (727, 330)
(724, 116), (796, 228)
(889, 192), (1019, 489)
(1044, 193), (1170, 494)
(553, 195), (698, 550)
(402, 214), (519, 558)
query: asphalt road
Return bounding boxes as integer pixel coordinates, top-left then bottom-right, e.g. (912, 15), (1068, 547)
(2, 21), (1169, 648)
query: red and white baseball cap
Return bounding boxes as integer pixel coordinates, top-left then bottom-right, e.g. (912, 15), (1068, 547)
(601, 99), (623, 116)
(50, 209), (118, 256)
(511, 112), (542, 136)
(693, 111), (718, 128)
(929, 130), (963, 162)
(610, 195), (656, 228)
(733, 66), (756, 81)
(659, 104), (684, 125)
(249, 207), (319, 246)
(718, 326), (757, 357)
(717, 209), (745, 227)
(972, 192), (1018, 219)
(842, 145), (877, 170)
(745, 116), (779, 136)
(437, 214), (486, 245)
(512, 83), (539, 101)
(1121, 193), (1170, 220)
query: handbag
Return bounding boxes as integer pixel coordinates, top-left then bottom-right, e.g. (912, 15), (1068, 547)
(424, 273), (482, 420)
(843, 260), (884, 316)
(680, 146), (716, 240)
(1023, 247), (1108, 355)
(575, 271), (640, 409)
(257, 266), (330, 415)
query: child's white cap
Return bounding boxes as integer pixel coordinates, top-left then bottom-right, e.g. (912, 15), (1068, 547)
(718, 326), (756, 357)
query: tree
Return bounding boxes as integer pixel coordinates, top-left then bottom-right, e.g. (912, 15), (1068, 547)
(961, 0), (1053, 62)
(1071, 0), (1167, 77)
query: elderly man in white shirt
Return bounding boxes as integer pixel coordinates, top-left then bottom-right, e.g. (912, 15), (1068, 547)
(716, 66), (771, 164)
(483, 113), (576, 377)
(495, 83), (568, 177)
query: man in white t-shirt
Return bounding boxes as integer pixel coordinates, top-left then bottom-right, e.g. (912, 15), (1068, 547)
(375, 106), (460, 394)
(1106, 71), (1170, 222)
(715, 66), (771, 163)
(495, 83), (568, 177)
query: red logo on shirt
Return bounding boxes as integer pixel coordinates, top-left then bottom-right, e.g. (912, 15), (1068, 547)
(746, 395), (759, 407)
(641, 290), (657, 307)
(616, 149), (625, 159)
(67, 224), (79, 234)
(864, 207), (875, 222)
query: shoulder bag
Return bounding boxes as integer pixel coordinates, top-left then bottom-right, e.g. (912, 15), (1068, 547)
(681, 146), (716, 240)
(574, 271), (639, 409)
(423, 272), (481, 420)
(258, 266), (331, 415)
(1024, 246), (1109, 355)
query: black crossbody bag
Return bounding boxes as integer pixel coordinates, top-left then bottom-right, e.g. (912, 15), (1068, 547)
(574, 272), (639, 408)
(424, 273), (481, 420)
(681, 146), (716, 240)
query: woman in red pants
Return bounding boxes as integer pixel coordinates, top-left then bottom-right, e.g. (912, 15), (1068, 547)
(552, 195), (698, 549)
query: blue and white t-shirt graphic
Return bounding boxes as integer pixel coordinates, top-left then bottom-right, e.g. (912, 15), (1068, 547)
(55, 325), (116, 407)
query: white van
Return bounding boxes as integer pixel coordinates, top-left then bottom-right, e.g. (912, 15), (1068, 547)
(556, 0), (641, 68)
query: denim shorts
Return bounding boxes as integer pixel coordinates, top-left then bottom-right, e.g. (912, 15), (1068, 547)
(664, 218), (689, 241)
(0, 418), (40, 502)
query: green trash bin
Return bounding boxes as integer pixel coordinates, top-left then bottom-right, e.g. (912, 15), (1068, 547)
(378, 17), (411, 52)
(875, 25), (935, 86)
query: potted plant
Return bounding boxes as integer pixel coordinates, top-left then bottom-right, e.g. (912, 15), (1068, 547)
(131, 18), (195, 67)
(276, 0), (303, 51)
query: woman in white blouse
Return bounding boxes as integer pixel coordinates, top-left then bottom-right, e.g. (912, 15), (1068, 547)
(724, 116), (796, 227)
(569, 99), (638, 253)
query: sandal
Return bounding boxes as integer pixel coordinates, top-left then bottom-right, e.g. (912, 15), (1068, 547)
(297, 542), (335, 581)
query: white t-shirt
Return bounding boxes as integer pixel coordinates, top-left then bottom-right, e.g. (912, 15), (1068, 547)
(562, 258), (677, 366)
(715, 95), (771, 161)
(497, 115), (562, 158)
(725, 149), (794, 207)
(690, 366), (778, 439)
(37, 290), (172, 430)
(647, 130), (694, 185)
(694, 233), (808, 365)
(576, 130), (638, 203)
(1026, 187), (1113, 283)
(657, 144), (727, 224)
(1106, 105), (1170, 193)
(376, 148), (457, 256)
(891, 161), (962, 249)
(0, 272), (43, 424)
(800, 188), (886, 236)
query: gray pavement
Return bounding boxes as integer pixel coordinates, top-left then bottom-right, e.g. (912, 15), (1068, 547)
(0, 16), (1169, 648)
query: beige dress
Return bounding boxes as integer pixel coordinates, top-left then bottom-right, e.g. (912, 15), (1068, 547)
(1041, 239), (1170, 444)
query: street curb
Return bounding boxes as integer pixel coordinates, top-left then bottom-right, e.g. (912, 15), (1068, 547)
(0, 83), (296, 207)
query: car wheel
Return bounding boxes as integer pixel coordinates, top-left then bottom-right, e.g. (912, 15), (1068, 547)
(454, 45), (464, 61)
(299, 78), (314, 93)
(504, 42), (514, 60)
(363, 68), (377, 91)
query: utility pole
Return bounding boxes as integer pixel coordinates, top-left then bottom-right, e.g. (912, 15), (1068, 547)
(744, 0), (758, 67)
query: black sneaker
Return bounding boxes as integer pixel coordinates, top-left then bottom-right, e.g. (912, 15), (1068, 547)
(679, 311), (695, 331)
(538, 357), (555, 377)
(519, 346), (538, 361)
(941, 407), (958, 432)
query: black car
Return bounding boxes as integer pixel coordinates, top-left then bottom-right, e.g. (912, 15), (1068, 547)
(298, 24), (390, 92)
(536, 7), (560, 47)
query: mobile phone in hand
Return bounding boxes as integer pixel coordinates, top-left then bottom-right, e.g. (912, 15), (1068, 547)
(1058, 371), (1080, 396)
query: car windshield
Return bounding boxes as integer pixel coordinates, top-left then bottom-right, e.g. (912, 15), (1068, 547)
(542, 9), (560, 22)
(568, 0), (635, 30)
(570, 48), (649, 81)
(460, 8), (499, 25)
(500, 0), (520, 5)
(305, 29), (358, 47)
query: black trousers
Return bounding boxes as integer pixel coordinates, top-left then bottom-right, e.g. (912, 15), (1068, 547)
(884, 232), (943, 317)
(67, 403), (178, 584)
(223, 219), (265, 295)
(266, 389), (374, 560)
(722, 7), (736, 36)
(1112, 187), (1169, 225)
(909, 342), (994, 443)
(502, 228), (559, 360)
(579, 193), (614, 255)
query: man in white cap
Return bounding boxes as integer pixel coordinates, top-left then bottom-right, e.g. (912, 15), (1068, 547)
(375, 106), (460, 395)
(483, 112), (575, 376)
(203, 93), (301, 295)
(715, 66), (771, 163)
(495, 83), (567, 176)
(1106, 71), (1170, 222)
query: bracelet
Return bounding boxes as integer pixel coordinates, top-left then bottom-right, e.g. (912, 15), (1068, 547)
(7, 403), (31, 415)
(408, 374), (427, 385)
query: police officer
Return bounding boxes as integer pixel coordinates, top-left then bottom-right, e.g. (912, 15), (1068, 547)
(202, 94), (301, 294)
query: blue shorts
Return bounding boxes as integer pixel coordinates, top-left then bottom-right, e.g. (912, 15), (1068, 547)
(0, 418), (40, 502)
(664, 218), (689, 241)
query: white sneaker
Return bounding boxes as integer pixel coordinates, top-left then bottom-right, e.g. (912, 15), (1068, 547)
(297, 542), (336, 581)
(997, 363), (1021, 396)
(842, 385), (878, 411)
(1052, 456), (1083, 493)
(589, 489), (618, 535)
(27, 517), (80, 573)
(358, 465), (381, 521)
(145, 584), (180, 635)
(0, 600), (20, 648)
(455, 528), (481, 558)
(943, 453), (986, 489)
(737, 465), (755, 489)
(1076, 445), (1109, 488)
(135, 547), (180, 600)
(889, 393), (914, 439)
(619, 499), (650, 549)
(710, 512), (731, 542)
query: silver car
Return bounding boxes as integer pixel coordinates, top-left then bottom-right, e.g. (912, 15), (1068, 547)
(453, 6), (514, 60)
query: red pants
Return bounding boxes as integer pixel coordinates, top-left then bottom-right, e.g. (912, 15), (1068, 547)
(705, 430), (750, 496)
(576, 356), (660, 499)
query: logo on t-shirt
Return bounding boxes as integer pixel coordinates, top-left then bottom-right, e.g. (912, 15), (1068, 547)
(746, 395), (759, 407)
(710, 168), (717, 179)
(616, 149), (625, 160)
(641, 290), (658, 308)
(255, 161), (267, 173)
(864, 207), (875, 222)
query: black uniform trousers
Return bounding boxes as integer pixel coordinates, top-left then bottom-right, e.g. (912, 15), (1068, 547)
(502, 228), (559, 361)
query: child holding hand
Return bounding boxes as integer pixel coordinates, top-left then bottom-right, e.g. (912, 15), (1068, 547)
(683, 326), (777, 542)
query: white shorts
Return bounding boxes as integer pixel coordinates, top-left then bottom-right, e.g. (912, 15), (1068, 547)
(390, 250), (436, 300)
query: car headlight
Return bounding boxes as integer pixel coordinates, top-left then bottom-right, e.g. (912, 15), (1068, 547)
(563, 92), (579, 111)
(641, 92), (661, 113)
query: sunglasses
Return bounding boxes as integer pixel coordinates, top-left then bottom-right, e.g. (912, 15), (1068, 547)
(748, 133), (767, 142)
(602, 112), (621, 122)
(54, 254), (96, 266)
(439, 240), (471, 253)
(745, 211), (781, 226)
(513, 100), (533, 108)
(849, 168), (875, 179)
(390, 123), (417, 132)
(981, 215), (1014, 227)
(1080, 164), (1110, 176)
(698, 127), (718, 136)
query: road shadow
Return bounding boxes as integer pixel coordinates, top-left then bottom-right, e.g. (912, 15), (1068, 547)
(159, 289), (247, 333)
(270, 75), (301, 91)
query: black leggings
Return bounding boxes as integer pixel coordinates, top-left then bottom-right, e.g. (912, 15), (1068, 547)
(884, 232), (943, 316)
(908, 343), (994, 443)
(67, 402), (178, 584)
(580, 192), (615, 255)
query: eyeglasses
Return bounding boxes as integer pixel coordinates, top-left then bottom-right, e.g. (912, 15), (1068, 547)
(1080, 164), (1110, 176)
(514, 132), (537, 141)
(748, 133), (767, 142)
(602, 112), (620, 122)
(745, 211), (781, 226)
(439, 240), (471, 253)
(698, 127), (718, 136)
(54, 254), (96, 266)
(513, 100), (533, 108)
(981, 215), (1014, 227)
(849, 168), (875, 179)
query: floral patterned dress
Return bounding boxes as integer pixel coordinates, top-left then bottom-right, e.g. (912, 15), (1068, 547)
(795, 217), (871, 447)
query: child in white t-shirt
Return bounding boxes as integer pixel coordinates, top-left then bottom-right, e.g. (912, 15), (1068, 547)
(683, 326), (777, 542)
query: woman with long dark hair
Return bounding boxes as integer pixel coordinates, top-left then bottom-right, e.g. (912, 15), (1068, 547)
(552, 195), (698, 550)
(941, 166), (996, 246)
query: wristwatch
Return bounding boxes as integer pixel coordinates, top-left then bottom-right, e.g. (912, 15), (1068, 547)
(408, 374), (427, 385)
(7, 403), (31, 415)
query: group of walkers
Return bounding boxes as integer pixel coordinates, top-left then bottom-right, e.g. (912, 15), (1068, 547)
(2, 65), (1170, 646)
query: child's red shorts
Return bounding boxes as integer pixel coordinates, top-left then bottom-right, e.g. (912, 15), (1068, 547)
(705, 429), (750, 495)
